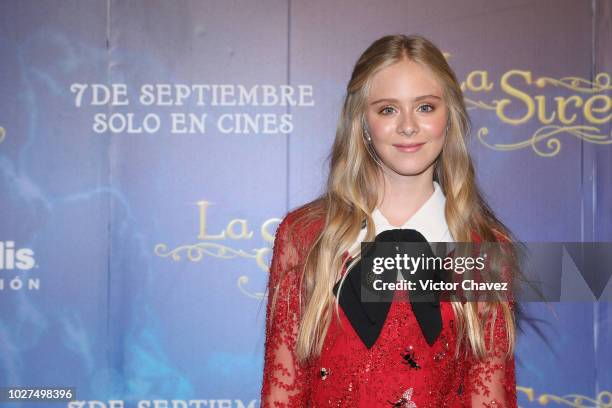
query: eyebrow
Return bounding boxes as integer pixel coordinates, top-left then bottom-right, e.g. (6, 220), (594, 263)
(370, 95), (442, 105)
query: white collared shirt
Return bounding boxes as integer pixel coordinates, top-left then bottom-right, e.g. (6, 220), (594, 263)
(348, 180), (455, 258)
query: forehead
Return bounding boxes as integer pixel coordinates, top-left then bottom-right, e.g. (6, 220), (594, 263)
(368, 59), (443, 101)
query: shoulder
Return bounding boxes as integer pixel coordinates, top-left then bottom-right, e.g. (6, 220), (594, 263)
(274, 199), (326, 257)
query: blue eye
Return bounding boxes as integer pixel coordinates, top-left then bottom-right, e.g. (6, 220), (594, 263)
(380, 104), (434, 114)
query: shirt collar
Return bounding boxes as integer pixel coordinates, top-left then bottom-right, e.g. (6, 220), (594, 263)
(372, 180), (452, 242)
(349, 181), (454, 255)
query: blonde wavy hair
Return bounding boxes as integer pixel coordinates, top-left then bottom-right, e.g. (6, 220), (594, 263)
(271, 34), (517, 365)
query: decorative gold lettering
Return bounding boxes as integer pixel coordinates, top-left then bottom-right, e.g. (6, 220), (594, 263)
(555, 95), (583, 125)
(197, 201), (225, 240)
(584, 94), (612, 124)
(534, 95), (556, 124)
(497, 70), (534, 125)
(226, 219), (253, 240)
(463, 70), (493, 92)
(261, 218), (281, 244)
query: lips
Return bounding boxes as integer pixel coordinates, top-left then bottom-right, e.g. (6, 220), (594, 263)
(393, 142), (425, 152)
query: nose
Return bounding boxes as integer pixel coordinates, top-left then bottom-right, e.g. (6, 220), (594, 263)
(397, 110), (419, 136)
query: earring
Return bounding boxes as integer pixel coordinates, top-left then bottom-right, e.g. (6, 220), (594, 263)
(361, 116), (384, 168)
(362, 116), (372, 142)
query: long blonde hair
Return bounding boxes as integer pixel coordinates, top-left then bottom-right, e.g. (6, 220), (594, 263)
(271, 34), (517, 365)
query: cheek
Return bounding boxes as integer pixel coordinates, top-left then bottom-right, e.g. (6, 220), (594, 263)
(427, 131), (446, 156)
(420, 118), (447, 140)
(369, 120), (395, 140)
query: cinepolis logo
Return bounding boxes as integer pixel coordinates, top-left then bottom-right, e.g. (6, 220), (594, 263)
(0, 241), (36, 270)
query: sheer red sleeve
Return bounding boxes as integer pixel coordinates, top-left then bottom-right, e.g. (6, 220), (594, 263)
(260, 216), (312, 407)
(465, 300), (517, 408)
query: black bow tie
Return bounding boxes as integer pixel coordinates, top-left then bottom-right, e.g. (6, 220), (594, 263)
(332, 228), (449, 349)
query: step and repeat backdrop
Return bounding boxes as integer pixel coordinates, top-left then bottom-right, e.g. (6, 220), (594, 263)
(1, 0), (611, 407)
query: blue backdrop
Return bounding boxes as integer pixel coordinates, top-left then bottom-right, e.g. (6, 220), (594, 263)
(0, 1), (611, 407)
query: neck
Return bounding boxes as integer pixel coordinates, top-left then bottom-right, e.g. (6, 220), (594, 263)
(375, 167), (435, 226)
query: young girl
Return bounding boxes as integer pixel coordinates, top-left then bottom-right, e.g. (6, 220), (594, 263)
(261, 34), (517, 407)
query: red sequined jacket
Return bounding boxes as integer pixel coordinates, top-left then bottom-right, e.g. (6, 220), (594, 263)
(261, 208), (517, 407)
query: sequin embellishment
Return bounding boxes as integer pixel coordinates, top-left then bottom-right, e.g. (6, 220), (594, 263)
(388, 387), (417, 408)
(401, 345), (420, 369)
(320, 367), (329, 380)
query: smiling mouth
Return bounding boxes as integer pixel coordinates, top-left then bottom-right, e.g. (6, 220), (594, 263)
(393, 142), (425, 152)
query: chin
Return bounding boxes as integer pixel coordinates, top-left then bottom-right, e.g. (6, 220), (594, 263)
(380, 147), (440, 174)
(389, 162), (434, 176)
(382, 153), (437, 176)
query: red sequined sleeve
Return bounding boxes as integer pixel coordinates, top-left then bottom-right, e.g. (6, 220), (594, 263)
(465, 301), (517, 408)
(260, 216), (312, 407)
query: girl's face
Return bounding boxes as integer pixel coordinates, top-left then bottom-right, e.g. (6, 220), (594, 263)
(364, 58), (448, 177)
